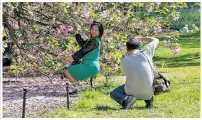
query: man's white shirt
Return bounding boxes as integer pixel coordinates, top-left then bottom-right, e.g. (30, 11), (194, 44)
(121, 39), (159, 100)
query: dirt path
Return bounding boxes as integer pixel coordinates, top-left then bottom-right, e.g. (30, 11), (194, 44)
(2, 76), (81, 118)
(2, 74), (126, 118)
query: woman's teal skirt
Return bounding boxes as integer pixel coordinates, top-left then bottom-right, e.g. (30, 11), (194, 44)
(66, 60), (100, 81)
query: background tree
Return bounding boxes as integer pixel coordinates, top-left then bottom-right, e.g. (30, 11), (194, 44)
(3, 2), (195, 80)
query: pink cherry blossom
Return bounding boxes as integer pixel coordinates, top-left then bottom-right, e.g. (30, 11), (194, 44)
(33, 50), (40, 57)
(41, 44), (50, 50)
(54, 46), (62, 53)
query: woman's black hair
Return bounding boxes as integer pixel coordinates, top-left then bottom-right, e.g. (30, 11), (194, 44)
(90, 20), (104, 37)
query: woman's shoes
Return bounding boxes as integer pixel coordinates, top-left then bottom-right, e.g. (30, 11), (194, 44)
(69, 86), (81, 94)
(68, 83), (81, 94)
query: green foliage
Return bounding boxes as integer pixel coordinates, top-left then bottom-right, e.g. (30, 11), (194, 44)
(8, 64), (25, 75)
(3, 2), (196, 79)
(170, 10), (200, 30)
(186, 2), (200, 8)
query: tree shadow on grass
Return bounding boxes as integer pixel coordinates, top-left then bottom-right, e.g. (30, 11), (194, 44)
(179, 31), (200, 38)
(134, 106), (148, 110)
(94, 105), (158, 111)
(134, 106), (159, 110)
(178, 38), (200, 48)
(153, 52), (200, 67)
(94, 105), (118, 111)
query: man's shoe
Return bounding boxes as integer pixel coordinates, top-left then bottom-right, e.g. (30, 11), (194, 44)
(122, 96), (137, 109)
(144, 96), (156, 108)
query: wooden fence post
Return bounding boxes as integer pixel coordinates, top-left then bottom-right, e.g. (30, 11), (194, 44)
(22, 88), (27, 118)
(66, 83), (70, 110)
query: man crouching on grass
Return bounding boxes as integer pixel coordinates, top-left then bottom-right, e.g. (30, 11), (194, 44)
(110, 37), (159, 109)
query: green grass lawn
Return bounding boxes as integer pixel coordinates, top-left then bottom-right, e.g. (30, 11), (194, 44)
(41, 31), (200, 118)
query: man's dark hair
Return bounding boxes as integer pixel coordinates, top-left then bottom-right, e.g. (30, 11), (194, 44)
(126, 38), (140, 50)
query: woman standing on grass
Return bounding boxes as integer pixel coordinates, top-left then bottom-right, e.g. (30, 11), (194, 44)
(63, 21), (104, 87)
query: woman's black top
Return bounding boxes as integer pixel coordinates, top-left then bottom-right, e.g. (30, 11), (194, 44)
(72, 34), (99, 62)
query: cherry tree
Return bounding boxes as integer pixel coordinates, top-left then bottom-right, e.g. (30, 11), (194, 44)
(3, 2), (188, 79)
